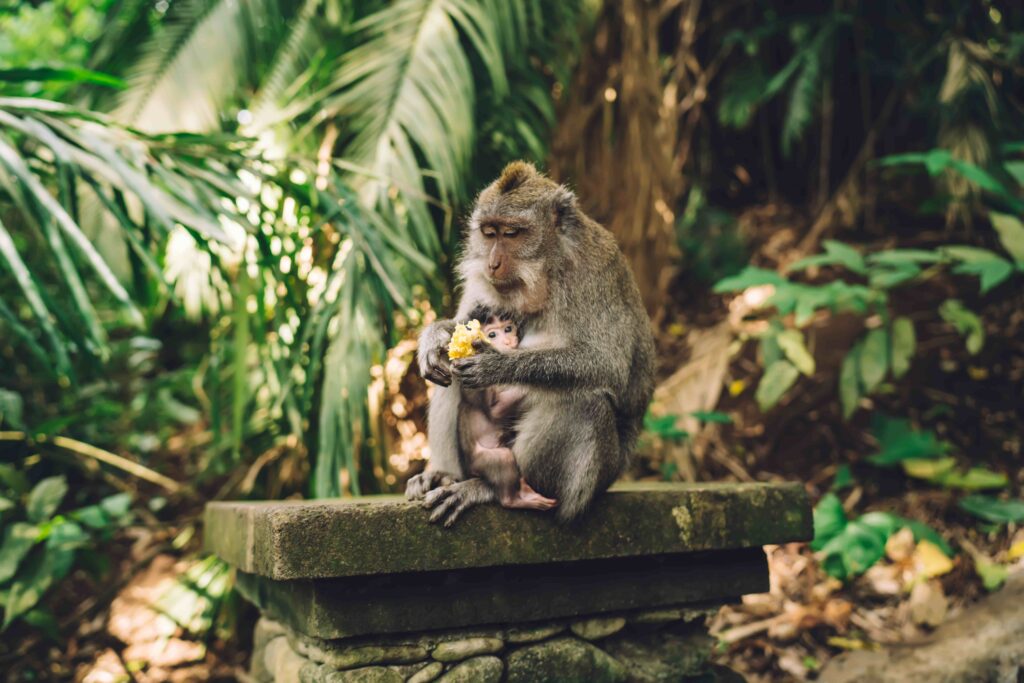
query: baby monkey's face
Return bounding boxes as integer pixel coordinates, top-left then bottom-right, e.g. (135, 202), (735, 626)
(482, 317), (518, 351)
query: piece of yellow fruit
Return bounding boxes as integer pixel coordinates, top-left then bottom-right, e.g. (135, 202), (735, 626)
(448, 319), (487, 359)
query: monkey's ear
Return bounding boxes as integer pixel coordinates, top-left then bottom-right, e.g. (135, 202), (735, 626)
(496, 161), (537, 193)
(552, 185), (579, 232)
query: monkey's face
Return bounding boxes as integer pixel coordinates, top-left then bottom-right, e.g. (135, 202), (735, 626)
(462, 163), (568, 299)
(482, 318), (518, 351)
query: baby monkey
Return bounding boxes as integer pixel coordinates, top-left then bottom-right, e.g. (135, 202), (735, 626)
(457, 309), (558, 512)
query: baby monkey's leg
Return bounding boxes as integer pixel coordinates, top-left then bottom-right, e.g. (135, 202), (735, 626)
(471, 446), (557, 511)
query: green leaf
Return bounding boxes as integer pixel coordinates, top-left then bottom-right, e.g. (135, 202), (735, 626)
(776, 329), (816, 376)
(26, 477), (68, 524)
(0, 523), (39, 583)
(1, 542), (75, 629)
(974, 555), (1008, 592)
(890, 317), (915, 379)
(952, 259), (1014, 294)
(868, 264), (921, 289)
(70, 505), (109, 530)
(867, 415), (949, 466)
(902, 519), (953, 557)
(21, 608), (60, 641)
(818, 519), (887, 580)
(99, 493), (133, 519)
(938, 468), (1008, 491)
(0, 389), (25, 430)
(756, 360), (800, 411)
(839, 343), (861, 419)
(689, 411), (733, 424)
(822, 240), (867, 274)
(942, 245), (1005, 263)
(939, 299), (985, 355)
(989, 212), (1024, 264)
(811, 493), (847, 551)
(902, 457), (956, 480)
(866, 249), (942, 266)
(0, 67), (125, 89)
(958, 495), (1024, 523)
(0, 496), (13, 513)
(859, 329), (888, 393)
(831, 464), (854, 492)
(713, 266), (786, 293)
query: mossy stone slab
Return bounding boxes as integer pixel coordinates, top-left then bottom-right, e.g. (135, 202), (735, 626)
(205, 482), (810, 580)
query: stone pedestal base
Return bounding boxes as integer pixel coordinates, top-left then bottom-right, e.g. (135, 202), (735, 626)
(253, 604), (720, 683)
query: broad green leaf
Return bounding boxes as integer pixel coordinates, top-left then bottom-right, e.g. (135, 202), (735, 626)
(99, 493), (132, 519)
(713, 266), (786, 293)
(943, 245), (1004, 263)
(777, 329), (815, 376)
(868, 415), (949, 466)
(811, 493), (847, 551)
(47, 521), (89, 549)
(859, 328), (888, 393)
(0, 464), (29, 494)
(839, 344), (861, 419)
(70, 505), (109, 530)
(953, 259), (1014, 294)
(868, 264), (920, 289)
(822, 240), (867, 274)
(818, 519), (887, 580)
(958, 495), (1024, 523)
(26, 477), (68, 524)
(0, 496), (14, 513)
(939, 299), (984, 355)
(756, 360), (800, 411)
(2, 543), (75, 629)
(903, 519), (953, 557)
(989, 212), (1024, 264)
(0, 523), (39, 582)
(937, 468), (1008, 491)
(890, 317), (915, 379)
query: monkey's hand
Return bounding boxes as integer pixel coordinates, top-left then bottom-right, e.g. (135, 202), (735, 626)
(423, 479), (496, 527)
(405, 470), (458, 500)
(417, 320), (455, 386)
(450, 342), (503, 389)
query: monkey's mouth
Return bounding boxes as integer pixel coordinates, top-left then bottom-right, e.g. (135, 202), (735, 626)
(490, 276), (521, 292)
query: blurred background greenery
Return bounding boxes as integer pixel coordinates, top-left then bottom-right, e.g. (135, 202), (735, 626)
(0, 0), (1022, 679)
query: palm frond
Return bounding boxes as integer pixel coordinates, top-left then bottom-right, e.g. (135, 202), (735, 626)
(115, 0), (286, 132)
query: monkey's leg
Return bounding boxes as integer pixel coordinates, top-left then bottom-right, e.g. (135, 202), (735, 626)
(471, 446), (557, 511)
(514, 392), (623, 523)
(422, 478), (496, 528)
(406, 384), (464, 500)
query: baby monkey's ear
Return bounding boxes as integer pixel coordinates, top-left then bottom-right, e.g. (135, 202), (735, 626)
(496, 161), (537, 193)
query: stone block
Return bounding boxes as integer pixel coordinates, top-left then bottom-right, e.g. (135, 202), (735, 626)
(430, 637), (503, 662)
(205, 482), (811, 580)
(570, 617), (626, 640)
(436, 656), (503, 683)
(506, 637), (628, 683)
(406, 662), (443, 683)
(235, 548), (768, 639)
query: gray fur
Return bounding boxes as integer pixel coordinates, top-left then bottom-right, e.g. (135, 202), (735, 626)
(407, 162), (655, 524)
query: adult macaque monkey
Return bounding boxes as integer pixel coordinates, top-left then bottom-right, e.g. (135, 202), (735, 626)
(407, 161), (655, 526)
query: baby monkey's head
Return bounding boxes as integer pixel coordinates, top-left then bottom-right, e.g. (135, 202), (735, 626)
(482, 316), (518, 351)
(468, 306), (521, 352)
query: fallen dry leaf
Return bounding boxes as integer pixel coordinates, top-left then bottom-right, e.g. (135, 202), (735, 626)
(912, 539), (955, 581)
(908, 580), (948, 627)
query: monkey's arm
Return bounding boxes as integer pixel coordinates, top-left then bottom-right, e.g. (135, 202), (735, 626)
(417, 319), (456, 386)
(453, 345), (628, 393)
(406, 382), (465, 500)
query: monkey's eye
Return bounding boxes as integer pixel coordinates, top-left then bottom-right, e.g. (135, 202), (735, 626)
(502, 228), (520, 238)
(487, 331), (497, 339)
(505, 326), (512, 333)
(481, 226), (497, 238)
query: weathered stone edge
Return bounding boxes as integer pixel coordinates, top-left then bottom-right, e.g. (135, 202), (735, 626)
(205, 481), (812, 580)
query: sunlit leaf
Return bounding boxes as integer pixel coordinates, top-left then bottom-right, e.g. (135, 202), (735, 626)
(713, 266), (786, 292)
(777, 329), (816, 376)
(756, 360), (800, 411)
(26, 477), (68, 524)
(939, 299), (984, 355)
(859, 328), (888, 393)
(839, 343), (861, 419)
(890, 317), (915, 379)
(989, 211), (1024, 264)
(0, 523), (39, 583)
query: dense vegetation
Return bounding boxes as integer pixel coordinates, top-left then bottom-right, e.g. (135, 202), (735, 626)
(0, 0), (1021, 679)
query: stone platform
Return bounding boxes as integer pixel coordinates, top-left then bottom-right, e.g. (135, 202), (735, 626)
(205, 482), (811, 682)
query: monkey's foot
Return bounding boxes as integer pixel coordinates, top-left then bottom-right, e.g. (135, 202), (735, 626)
(503, 479), (558, 511)
(422, 479), (495, 528)
(405, 470), (457, 501)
